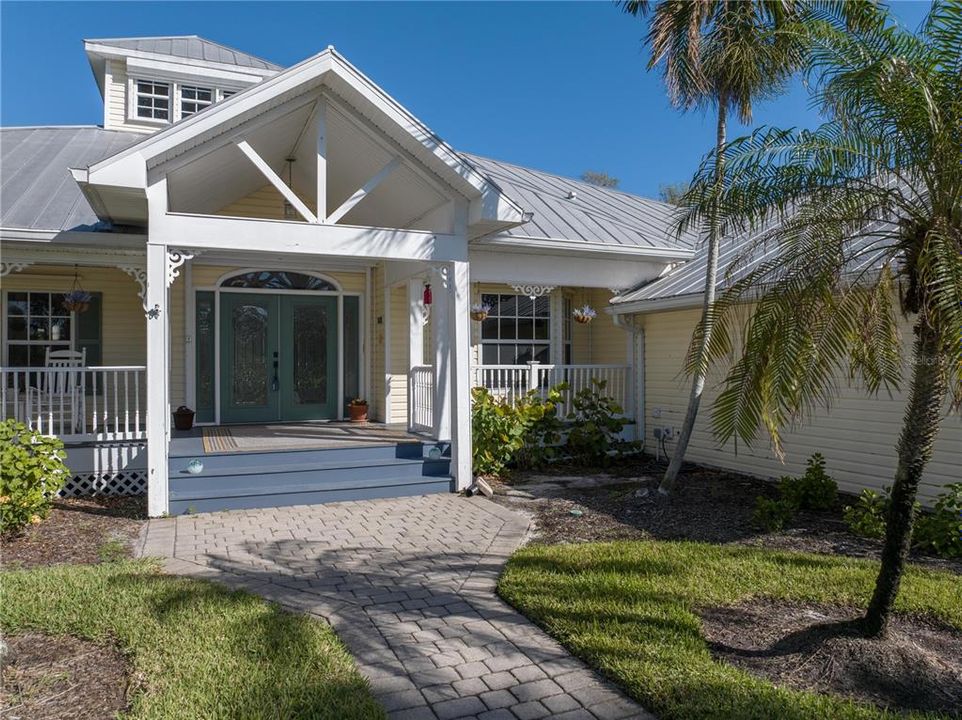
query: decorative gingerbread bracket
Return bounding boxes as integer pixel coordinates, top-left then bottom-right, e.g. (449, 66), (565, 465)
(510, 284), (555, 299)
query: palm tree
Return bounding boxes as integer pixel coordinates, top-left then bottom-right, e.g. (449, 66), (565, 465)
(679, 1), (961, 637)
(620, 0), (823, 493)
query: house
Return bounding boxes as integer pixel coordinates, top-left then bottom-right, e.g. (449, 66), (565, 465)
(608, 219), (962, 506)
(4, 36), (956, 517)
(1, 36), (692, 516)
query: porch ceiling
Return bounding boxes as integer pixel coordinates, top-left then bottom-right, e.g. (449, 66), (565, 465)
(166, 94), (449, 231)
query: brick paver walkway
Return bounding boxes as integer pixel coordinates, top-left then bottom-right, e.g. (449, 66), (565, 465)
(139, 494), (654, 720)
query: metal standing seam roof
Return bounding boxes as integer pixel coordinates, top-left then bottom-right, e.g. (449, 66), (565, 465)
(0, 125), (697, 253)
(0, 126), (141, 232)
(611, 214), (897, 308)
(86, 35), (283, 71)
(464, 153), (695, 252)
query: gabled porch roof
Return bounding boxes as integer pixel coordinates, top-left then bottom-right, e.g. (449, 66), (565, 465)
(72, 47), (526, 236)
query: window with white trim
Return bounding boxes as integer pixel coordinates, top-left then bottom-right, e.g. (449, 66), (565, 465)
(5, 292), (72, 367)
(180, 85), (213, 117)
(135, 80), (171, 121)
(480, 294), (551, 365)
(219, 89), (236, 100)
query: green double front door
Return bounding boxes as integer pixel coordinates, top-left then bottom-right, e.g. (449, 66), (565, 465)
(220, 293), (338, 423)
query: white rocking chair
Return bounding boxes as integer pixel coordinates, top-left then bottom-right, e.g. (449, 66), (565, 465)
(26, 348), (87, 435)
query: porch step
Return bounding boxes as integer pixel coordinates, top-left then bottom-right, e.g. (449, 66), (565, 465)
(167, 442), (452, 515)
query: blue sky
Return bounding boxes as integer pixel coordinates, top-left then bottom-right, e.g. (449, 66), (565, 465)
(0, 1), (931, 199)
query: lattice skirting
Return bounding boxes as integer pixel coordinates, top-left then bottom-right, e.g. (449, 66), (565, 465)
(59, 470), (147, 497)
(61, 443), (148, 497)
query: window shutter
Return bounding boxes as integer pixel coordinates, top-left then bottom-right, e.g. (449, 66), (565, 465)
(76, 292), (102, 366)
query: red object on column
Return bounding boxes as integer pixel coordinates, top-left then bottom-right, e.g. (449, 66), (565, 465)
(423, 284), (432, 306)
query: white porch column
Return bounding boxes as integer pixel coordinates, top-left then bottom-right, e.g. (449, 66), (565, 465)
(432, 268), (451, 441)
(448, 259), (472, 490)
(145, 242), (169, 517)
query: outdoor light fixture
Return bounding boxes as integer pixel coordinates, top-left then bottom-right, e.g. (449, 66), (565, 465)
(423, 283), (432, 306)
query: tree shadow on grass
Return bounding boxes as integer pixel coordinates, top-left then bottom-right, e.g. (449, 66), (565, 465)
(104, 569), (386, 720)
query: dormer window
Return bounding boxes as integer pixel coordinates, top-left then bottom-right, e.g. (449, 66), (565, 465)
(180, 85), (213, 118)
(135, 80), (170, 121)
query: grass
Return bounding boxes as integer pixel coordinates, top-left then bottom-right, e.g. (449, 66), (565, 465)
(1, 560), (385, 719)
(498, 540), (962, 720)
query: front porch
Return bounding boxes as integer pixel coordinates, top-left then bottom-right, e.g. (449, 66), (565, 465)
(2, 259), (640, 514)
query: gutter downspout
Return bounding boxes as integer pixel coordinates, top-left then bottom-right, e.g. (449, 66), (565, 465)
(612, 312), (645, 445)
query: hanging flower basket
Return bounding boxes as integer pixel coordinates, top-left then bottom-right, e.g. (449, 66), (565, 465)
(62, 290), (92, 314)
(573, 305), (597, 324)
(470, 302), (492, 322)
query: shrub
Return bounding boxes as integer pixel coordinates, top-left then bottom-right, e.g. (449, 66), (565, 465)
(843, 489), (889, 539)
(779, 453), (838, 511)
(914, 483), (962, 558)
(752, 453), (838, 531)
(565, 379), (628, 466)
(471, 384), (566, 476)
(751, 496), (795, 532)
(0, 420), (68, 535)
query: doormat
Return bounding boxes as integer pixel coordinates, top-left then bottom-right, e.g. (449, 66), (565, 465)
(203, 427), (239, 453)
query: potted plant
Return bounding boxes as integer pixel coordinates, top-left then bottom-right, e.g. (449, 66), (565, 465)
(173, 405), (195, 431)
(347, 398), (368, 423)
(62, 289), (92, 314)
(572, 305), (597, 324)
(470, 302), (492, 322)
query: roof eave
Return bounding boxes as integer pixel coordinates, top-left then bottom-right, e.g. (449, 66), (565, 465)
(608, 292), (704, 315)
(473, 234), (695, 261)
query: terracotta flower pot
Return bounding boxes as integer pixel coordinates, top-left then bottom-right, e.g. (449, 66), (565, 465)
(348, 404), (368, 423)
(470, 311), (488, 322)
(63, 301), (89, 314)
(574, 315), (593, 324)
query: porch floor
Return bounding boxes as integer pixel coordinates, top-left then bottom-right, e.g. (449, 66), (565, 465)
(170, 422), (430, 457)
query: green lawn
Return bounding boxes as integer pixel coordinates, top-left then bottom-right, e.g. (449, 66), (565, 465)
(498, 540), (962, 720)
(1, 560), (385, 720)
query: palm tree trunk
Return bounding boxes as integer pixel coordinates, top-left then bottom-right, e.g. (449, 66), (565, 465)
(863, 317), (947, 638)
(660, 98), (727, 494)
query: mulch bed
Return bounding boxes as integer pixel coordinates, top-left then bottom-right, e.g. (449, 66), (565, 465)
(699, 599), (962, 716)
(490, 456), (962, 574)
(1, 496), (146, 569)
(0, 632), (134, 720)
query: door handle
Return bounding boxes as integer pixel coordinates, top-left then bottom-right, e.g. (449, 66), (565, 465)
(272, 351), (279, 391)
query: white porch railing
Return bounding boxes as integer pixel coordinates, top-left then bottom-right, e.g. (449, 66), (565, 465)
(1, 366), (147, 442)
(409, 365), (435, 433)
(410, 362), (633, 430)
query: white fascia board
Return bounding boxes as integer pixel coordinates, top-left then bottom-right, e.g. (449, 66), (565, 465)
(83, 42), (279, 80)
(469, 246), (664, 291)
(126, 56), (266, 90)
(0, 228), (146, 246)
(472, 234), (695, 262)
(607, 293), (704, 315)
(151, 212), (468, 262)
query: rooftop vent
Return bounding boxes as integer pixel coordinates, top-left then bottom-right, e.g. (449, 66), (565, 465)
(566, 190), (577, 200)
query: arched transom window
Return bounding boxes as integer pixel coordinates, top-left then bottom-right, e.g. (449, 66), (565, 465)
(219, 270), (339, 291)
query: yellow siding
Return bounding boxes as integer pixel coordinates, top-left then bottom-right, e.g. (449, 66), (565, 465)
(585, 289), (626, 365)
(639, 306), (961, 505)
(388, 284), (409, 425)
(371, 265), (385, 421)
(1, 266), (145, 366)
(103, 58), (160, 134)
(217, 185), (318, 220)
